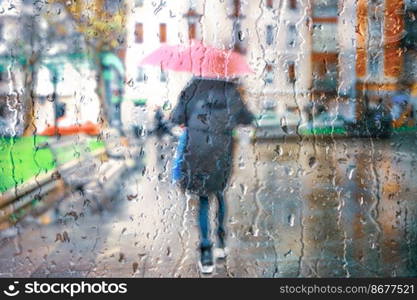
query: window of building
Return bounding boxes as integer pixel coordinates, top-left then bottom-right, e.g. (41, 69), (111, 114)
(189, 0), (198, 9)
(289, 0), (297, 10)
(368, 51), (381, 78)
(135, 23), (143, 43)
(266, 0), (273, 9)
(0, 101), (5, 117)
(312, 56), (338, 92)
(312, 23), (337, 53)
(137, 67), (147, 82)
(287, 24), (297, 47)
(184, 8), (202, 40)
(135, 0), (144, 7)
(159, 23), (167, 43)
(160, 69), (168, 82)
(404, 8), (417, 50)
(288, 62), (296, 83)
(233, 0), (242, 16)
(266, 25), (275, 45)
(104, 0), (122, 14)
(233, 22), (246, 53)
(264, 64), (274, 84)
(188, 23), (196, 40)
(312, 0), (338, 18)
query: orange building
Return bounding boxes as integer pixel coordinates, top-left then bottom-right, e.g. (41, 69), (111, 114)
(355, 0), (416, 126)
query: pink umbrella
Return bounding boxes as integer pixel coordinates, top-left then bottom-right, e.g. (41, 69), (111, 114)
(140, 40), (252, 79)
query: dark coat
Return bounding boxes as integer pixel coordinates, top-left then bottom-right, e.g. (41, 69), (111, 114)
(170, 78), (253, 195)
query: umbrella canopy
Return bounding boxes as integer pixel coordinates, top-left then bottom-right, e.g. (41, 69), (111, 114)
(140, 41), (252, 79)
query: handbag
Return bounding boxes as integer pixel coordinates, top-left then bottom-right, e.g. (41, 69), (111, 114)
(172, 128), (188, 183)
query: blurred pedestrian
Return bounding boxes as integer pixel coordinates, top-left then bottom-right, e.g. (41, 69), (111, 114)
(170, 77), (253, 274)
(150, 107), (174, 139)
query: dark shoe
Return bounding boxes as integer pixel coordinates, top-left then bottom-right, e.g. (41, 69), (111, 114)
(198, 247), (214, 274)
(217, 228), (226, 248)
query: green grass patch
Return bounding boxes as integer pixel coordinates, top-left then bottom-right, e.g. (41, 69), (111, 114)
(0, 136), (105, 193)
(0, 136), (55, 193)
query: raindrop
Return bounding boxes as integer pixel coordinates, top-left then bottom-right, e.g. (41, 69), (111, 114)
(127, 194), (138, 200)
(308, 157), (316, 168)
(284, 250), (292, 258)
(238, 31), (245, 41)
(347, 165), (356, 180)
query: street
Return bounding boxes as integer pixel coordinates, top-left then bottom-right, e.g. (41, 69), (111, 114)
(1, 132), (417, 277)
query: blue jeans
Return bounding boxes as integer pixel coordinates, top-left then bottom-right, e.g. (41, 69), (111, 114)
(199, 192), (226, 250)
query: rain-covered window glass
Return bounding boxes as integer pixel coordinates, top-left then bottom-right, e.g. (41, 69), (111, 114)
(3, 0), (417, 280)
(312, 23), (338, 53)
(266, 25), (274, 45)
(135, 23), (144, 43)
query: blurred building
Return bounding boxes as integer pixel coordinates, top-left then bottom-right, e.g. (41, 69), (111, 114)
(0, 0), (33, 136)
(356, 0), (416, 127)
(58, 0), (130, 130)
(0, 0), (104, 136)
(123, 0), (358, 124)
(117, 0), (417, 127)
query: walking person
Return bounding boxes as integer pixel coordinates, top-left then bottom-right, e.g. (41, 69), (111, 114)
(139, 40), (254, 274)
(170, 77), (253, 274)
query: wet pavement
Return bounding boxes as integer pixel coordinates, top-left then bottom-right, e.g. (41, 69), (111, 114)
(1, 132), (417, 277)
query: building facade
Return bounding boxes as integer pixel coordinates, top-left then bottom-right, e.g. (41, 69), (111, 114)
(356, 0), (417, 125)
(123, 0), (415, 126)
